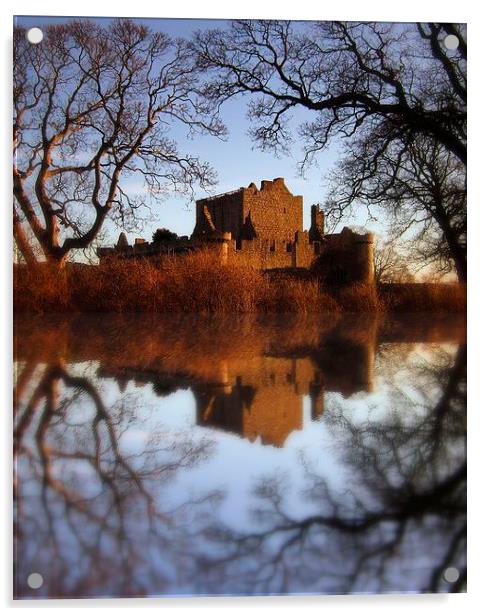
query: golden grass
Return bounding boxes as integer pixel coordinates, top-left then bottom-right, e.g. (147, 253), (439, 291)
(13, 254), (466, 314)
(334, 282), (385, 313)
(14, 262), (70, 312)
(379, 282), (467, 313)
(72, 251), (265, 313)
(14, 252), (334, 314)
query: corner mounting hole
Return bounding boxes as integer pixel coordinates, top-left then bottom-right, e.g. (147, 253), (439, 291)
(26, 27), (43, 45)
(27, 572), (43, 589)
(443, 566), (459, 583)
(444, 34), (459, 51)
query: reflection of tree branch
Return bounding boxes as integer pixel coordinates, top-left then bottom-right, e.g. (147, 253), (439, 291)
(13, 319), (467, 597)
(196, 344), (466, 594)
(14, 360), (217, 598)
(427, 521), (466, 592)
(14, 365), (47, 451)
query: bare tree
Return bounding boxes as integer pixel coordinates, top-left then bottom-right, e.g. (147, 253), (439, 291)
(193, 20), (466, 279)
(194, 21), (466, 164)
(327, 133), (467, 282)
(373, 239), (414, 284)
(13, 19), (225, 267)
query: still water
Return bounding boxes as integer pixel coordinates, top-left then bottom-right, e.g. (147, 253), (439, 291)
(13, 313), (466, 598)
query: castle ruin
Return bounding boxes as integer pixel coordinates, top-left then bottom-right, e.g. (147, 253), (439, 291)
(98, 178), (374, 283)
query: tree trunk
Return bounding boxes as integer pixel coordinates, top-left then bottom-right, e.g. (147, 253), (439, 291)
(432, 202), (467, 283)
(46, 252), (69, 271)
(452, 252), (467, 283)
(13, 214), (38, 268)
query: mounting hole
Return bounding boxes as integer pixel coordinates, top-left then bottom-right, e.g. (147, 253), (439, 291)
(26, 27), (44, 45)
(443, 566), (460, 584)
(444, 34), (459, 51)
(27, 572), (43, 589)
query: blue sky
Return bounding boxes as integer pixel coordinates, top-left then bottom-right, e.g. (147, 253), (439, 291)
(15, 15), (380, 242)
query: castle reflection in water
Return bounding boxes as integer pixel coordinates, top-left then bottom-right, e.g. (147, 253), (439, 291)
(15, 313), (465, 448)
(99, 336), (374, 448)
(13, 312), (466, 598)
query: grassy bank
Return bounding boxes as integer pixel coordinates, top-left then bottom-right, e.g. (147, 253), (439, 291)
(13, 253), (466, 314)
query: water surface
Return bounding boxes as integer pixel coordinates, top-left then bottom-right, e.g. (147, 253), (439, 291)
(13, 313), (466, 598)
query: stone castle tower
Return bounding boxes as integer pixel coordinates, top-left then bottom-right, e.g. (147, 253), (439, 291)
(192, 177), (303, 245)
(309, 204), (326, 242)
(98, 177), (374, 283)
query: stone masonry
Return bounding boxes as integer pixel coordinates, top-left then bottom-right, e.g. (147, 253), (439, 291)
(97, 178), (374, 283)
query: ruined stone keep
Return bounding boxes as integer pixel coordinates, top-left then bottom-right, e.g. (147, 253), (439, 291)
(98, 178), (374, 283)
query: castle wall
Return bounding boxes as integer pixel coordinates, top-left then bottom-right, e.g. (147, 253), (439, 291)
(98, 178), (374, 282)
(195, 178), (304, 245)
(229, 230), (317, 271)
(315, 229), (375, 284)
(292, 230), (316, 268)
(241, 178), (303, 243)
(194, 189), (244, 240)
(231, 238), (294, 269)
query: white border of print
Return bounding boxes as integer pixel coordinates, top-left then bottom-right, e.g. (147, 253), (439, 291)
(1, 1), (483, 615)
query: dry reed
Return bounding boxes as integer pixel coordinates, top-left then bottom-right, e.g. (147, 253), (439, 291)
(13, 256), (466, 314)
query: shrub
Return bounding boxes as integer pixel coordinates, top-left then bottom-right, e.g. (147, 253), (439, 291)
(152, 228), (179, 243)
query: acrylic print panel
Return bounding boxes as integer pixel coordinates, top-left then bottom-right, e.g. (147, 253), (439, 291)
(13, 15), (467, 599)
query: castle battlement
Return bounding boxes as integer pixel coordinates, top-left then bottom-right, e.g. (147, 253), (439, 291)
(97, 178), (374, 283)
